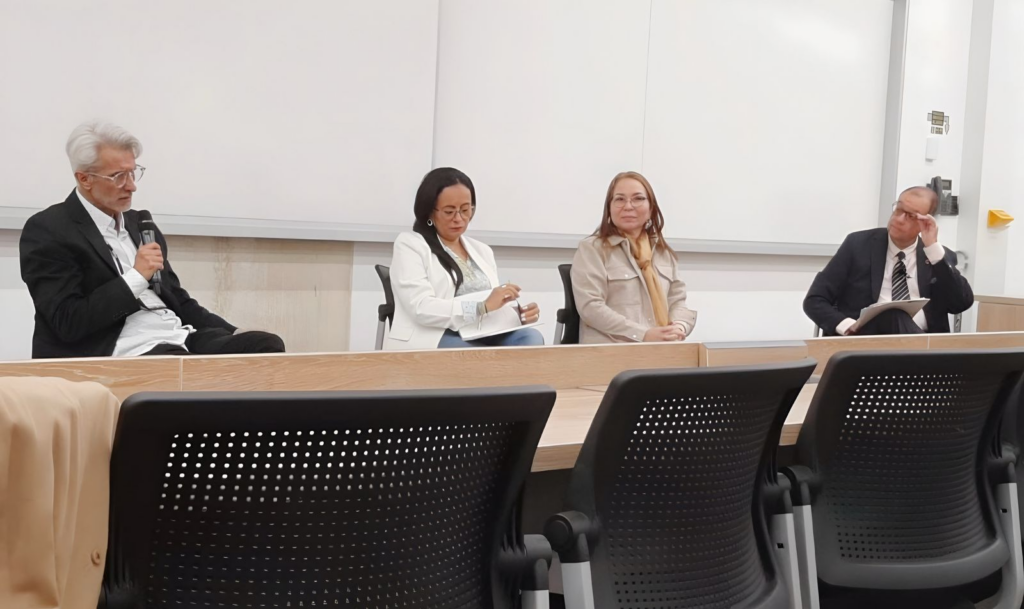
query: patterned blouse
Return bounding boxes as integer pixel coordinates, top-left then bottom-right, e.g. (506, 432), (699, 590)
(444, 243), (492, 297)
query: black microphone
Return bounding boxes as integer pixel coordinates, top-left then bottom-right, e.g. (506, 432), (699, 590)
(136, 210), (162, 295)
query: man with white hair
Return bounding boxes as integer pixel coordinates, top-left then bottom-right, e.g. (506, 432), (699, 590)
(19, 121), (285, 358)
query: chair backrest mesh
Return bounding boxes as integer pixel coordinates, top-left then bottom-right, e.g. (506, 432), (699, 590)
(375, 264), (395, 325)
(557, 264), (579, 345)
(107, 388), (554, 608)
(798, 350), (1024, 589)
(566, 361), (815, 609)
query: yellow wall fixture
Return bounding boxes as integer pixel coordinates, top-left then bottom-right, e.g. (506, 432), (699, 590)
(988, 209), (1014, 229)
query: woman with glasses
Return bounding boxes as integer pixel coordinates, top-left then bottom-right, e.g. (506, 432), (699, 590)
(384, 167), (544, 350)
(571, 171), (697, 344)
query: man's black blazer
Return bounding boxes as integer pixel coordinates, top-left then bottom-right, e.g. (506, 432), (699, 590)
(803, 227), (973, 336)
(20, 190), (235, 358)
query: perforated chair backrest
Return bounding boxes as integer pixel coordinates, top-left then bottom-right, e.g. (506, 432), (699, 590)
(103, 387), (555, 608)
(564, 360), (817, 609)
(375, 264), (394, 325)
(796, 349), (1024, 590)
(556, 263), (579, 345)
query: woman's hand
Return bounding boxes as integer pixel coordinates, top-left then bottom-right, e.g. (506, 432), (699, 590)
(484, 283), (521, 313)
(643, 325), (686, 342)
(518, 302), (540, 324)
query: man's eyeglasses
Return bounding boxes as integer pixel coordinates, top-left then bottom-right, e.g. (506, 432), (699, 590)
(435, 205), (475, 221)
(87, 166), (146, 188)
(891, 201), (920, 221)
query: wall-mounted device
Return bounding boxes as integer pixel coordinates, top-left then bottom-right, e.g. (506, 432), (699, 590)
(929, 176), (957, 216)
(925, 111), (950, 161)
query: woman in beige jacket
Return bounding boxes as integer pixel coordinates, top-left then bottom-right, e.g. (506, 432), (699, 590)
(571, 171), (697, 343)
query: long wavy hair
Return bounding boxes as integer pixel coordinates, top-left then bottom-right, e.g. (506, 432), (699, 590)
(594, 171), (674, 257)
(412, 167), (477, 290)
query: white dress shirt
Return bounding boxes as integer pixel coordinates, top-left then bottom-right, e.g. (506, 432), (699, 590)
(79, 191), (193, 356)
(836, 236), (947, 335)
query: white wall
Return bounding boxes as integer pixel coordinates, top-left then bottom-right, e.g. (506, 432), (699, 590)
(895, 0), (976, 251)
(957, 0), (1021, 305)
(643, 0), (892, 245)
(432, 1), (649, 237)
(0, 1), (438, 225)
(433, 0), (894, 245)
(986, 0), (1024, 295)
(0, 230), (35, 361)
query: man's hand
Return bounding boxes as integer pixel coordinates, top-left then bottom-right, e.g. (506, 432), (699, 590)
(133, 242), (164, 280)
(917, 213), (939, 247)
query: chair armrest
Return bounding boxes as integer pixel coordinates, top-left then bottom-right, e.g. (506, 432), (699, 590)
(544, 510), (594, 564)
(499, 534), (553, 593)
(780, 465), (817, 507)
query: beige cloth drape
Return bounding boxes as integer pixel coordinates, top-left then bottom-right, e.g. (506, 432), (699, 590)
(0, 377), (120, 609)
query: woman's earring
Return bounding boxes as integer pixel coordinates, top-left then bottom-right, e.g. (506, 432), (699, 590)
(607, 216), (613, 225)
(427, 219), (433, 227)
(645, 219), (653, 230)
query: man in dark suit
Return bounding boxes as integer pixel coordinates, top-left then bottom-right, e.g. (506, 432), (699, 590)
(20, 121), (285, 358)
(804, 186), (973, 336)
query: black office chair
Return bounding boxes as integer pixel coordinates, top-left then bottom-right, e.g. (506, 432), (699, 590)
(553, 264), (580, 345)
(785, 350), (1024, 609)
(374, 264), (395, 350)
(100, 386), (557, 609)
(545, 360), (818, 609)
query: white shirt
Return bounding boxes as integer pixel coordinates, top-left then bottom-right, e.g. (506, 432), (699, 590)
(79, 191), (193, 356)
(836, 236), (947, 335)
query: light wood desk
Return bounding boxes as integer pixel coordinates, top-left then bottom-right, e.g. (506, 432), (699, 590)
(3, 333), (1024, 471)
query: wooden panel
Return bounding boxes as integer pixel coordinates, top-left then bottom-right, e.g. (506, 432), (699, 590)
(780, 423), (802, 446)
(699, 341), (808, 368)
(805, 335), (930, 375)
(977, 303), (1024, 333)
(975, 295), (1024, 306)
(780, 383), (817, 446)
(181, 343), (700, 392)
(928, 331), (1024, 350)
(0, 357), (180, 401)
(533, 390), (604, 472)
(166, 236), (354, 353)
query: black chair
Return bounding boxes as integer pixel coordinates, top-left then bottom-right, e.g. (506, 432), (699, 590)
(100, 386), (557, 609)
(545, 360), (818, 609)
(784, 350), (1024, 609)
(553, 264), (579, 345)
(374, 264), (395, 350)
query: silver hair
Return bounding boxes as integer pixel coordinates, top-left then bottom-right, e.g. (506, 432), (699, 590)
(65, 121), (143, 172)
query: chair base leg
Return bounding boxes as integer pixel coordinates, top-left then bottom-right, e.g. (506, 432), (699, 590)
(978, 483), (1024, 609)
(522, 589), (550, 609)
(560, 561), (596, 609)
(793, 505), (820, 609)
(374, 320), (385, 351)
(771, 512), (805, 609)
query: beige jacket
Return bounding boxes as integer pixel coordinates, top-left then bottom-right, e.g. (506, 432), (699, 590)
(0, 377), (120, 609)
(571, 234), (697, 343)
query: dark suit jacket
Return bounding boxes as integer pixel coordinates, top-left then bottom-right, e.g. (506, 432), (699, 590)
(20, 190), (235, 358)
(803, 227), (973, 336)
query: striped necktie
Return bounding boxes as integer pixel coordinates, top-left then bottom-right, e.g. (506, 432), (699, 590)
(892, 251), (910, 301)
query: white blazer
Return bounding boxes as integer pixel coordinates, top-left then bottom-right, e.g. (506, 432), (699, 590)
(385, 231), (500, 351)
